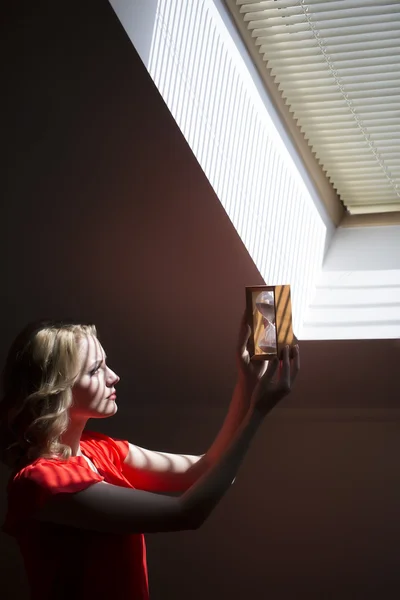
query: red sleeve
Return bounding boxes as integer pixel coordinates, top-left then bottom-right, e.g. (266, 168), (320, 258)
(2, 458), (104, 536)
(112, 438), (129, 463)
(81, 430), (129, 468)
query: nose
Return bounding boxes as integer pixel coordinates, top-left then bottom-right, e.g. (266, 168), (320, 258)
(106, 367), (120, 387)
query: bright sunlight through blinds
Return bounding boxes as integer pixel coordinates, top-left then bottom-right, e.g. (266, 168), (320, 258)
(147, 0), (330, 333)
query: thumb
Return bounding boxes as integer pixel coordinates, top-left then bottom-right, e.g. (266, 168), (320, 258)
(264, 356), (279, 381)
(237, 311), (251, 357)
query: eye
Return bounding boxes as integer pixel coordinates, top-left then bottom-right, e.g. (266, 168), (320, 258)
(89, 362), (102, 376)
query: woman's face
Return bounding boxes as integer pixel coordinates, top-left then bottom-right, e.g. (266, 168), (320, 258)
(71, 335), (120, 420)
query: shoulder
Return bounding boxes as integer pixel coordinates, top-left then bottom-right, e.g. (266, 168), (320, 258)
(81, 430), (129, 466)
(12, 455), (101, 488)
(8, 455), (103, 499)
(3, 456), (104, 535)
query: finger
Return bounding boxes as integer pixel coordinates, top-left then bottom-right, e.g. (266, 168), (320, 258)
(280, 346), (291, 388)
(291, 345), (300, 384)
(257, 360), (268, 378)
(237, 311), (251, 357)
(264, 356), (279, 381)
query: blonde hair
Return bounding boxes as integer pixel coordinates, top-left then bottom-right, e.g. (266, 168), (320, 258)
(0, 320), (97, 470)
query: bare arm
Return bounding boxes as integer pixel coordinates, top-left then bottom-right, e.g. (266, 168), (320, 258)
(121, 315), (268, 492)
(121, 379), (249, 492)
(37, 347), (299, 535)
(38, 407), (263, 535)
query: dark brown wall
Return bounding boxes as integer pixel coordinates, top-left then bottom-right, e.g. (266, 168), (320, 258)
(1, 2), (400, 598)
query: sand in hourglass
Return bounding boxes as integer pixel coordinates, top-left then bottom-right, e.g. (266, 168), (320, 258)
(255, 302), (275, 323)
(255, 296), (277, 354)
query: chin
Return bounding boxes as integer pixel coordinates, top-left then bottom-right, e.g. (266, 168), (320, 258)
(94, 402), (118, 419)
(105, 402), (118, 417)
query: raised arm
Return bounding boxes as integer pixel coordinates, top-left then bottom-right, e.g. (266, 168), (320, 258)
(37, 346), (299, 535)
(120, 315), (274, 492)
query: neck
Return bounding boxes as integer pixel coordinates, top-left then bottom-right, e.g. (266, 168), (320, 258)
(61, 417), (88, 456)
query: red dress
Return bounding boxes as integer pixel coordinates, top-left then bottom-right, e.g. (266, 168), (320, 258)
(2, 431), (149, 599)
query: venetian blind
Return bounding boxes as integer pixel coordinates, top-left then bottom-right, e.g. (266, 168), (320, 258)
(226, 0), (400, 214)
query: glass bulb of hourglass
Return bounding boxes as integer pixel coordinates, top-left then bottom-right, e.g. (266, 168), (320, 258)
(255, 291), (275, 323)
(255, 291), (276, 353)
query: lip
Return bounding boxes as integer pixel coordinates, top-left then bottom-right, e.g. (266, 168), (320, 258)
(107, 392), (117, 400)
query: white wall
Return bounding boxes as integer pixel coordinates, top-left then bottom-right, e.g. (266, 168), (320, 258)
(303, 225), (400, 339)
(109, 0), (158, 65)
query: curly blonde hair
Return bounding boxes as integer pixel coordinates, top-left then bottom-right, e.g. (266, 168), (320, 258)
(0, 320), (97, 470)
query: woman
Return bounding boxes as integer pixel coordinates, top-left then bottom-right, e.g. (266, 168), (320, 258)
(0, 317), (299, 599)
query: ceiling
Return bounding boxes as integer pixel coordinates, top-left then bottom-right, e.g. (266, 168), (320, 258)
(225, 0), (400, 217)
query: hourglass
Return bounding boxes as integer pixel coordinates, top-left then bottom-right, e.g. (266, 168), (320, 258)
(245, 284), (294, 360)
(255, 291), (277, 354)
